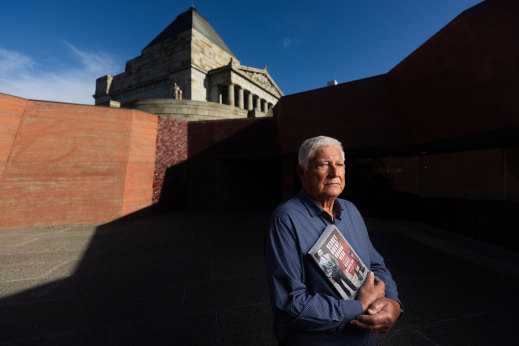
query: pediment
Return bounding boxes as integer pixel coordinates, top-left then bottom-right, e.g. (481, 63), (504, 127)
(236, 66), (283, 98)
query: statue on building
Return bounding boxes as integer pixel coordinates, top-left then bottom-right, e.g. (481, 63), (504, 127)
(173, 83), (183, 100)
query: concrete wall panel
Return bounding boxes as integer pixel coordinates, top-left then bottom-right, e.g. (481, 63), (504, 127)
(387, 0), (519, 143)
(359, 148), (518, 201)
(121, 111), (158, 215)
(505, 147), (519, 201)
(0, 93), (26, 178)
(0, 95), (158, 229)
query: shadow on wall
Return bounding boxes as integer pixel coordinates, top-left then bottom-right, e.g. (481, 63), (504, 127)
(254, 149), (519, 251)
(3, 114), (519, 345)
(155, 117), (282, 213)
(0, 118), (281, 344)
(343, 158), (519, 251)
(2, 124), (518, 344)
(156, 157), (282, 212)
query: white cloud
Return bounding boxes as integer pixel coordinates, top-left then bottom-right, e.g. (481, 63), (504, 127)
(281, 37), (303, 49)
(282, 38), (293, 48)
(0, 44), (121, 105)
(0, 49), (36, 75)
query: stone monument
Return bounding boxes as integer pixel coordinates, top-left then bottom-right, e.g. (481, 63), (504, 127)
(94, 6), (283, 120)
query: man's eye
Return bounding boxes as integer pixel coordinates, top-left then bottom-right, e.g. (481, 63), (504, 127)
(318, 162), (329, 167)
(337, 162), (345, 167)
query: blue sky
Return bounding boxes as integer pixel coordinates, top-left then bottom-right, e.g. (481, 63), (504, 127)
(0, 0), (483, 104)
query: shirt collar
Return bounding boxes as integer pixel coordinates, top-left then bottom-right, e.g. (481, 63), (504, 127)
(297, 189), (343, 222)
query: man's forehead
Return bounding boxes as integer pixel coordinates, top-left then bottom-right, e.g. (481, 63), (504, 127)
(315, 158), (344, 162)
(312, 147), (343, 160)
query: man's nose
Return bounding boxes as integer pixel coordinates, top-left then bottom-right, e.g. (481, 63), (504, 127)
(328, 164), (339, 176)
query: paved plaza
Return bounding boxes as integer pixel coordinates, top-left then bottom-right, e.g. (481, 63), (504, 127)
(1, 211), (518, 345)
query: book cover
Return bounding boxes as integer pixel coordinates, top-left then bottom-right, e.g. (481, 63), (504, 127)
(308, 224), (368, 300)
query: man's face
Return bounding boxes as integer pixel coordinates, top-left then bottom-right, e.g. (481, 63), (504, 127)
(298, 146), (345, 205)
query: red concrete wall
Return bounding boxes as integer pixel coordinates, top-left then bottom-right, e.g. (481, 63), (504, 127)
(274, 0), (519, 153)
(188, 117), (266, 156)
(274, 75), (411, 155)
(0, 93), (158, 229)
(357, 148), (519, 201)
(185, 117), (280, 210)
(122, 112), (159, 215)
(387, 0), (519, 143)
(152, 117), (274, 210)
(0, 94), (26, 179)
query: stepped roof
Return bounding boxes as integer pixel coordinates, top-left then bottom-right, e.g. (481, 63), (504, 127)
(145, 6), (235, 57)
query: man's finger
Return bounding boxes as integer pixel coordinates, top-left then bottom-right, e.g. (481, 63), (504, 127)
(365, 271), (374, 285)
(352, 313), (393, 332)
(367, 298), (388, 315)
(373, 275), (385, 287)
(355, 313), (384, 325)
(350, 318), (387, 333)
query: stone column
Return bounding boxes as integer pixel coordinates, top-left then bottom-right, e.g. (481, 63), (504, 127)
(254, 95), (261, 110)
(237, 86), (244, 109)
(261, 99), (268, 113)
(227, 84), (235, 106)
(247, 91), (253, 111)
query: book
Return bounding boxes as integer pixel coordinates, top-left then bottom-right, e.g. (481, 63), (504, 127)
(308, 224), (368, 300)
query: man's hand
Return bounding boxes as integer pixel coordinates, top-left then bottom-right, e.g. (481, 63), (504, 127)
(351, 298), (401, 333)
(356, 271), (385, 312)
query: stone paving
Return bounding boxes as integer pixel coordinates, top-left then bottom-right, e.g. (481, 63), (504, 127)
(1, 211), (518, 345)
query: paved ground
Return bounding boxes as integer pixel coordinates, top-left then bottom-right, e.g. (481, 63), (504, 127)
(1, 211), (518, 345)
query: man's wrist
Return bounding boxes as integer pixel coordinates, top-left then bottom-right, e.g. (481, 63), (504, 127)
(358, 297), (369, 312)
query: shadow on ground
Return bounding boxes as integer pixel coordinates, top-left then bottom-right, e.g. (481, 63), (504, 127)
(0, 211), (274, 345)
(1, 212), (518, 345)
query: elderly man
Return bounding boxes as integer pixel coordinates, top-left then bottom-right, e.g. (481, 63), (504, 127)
(265, 136), (402, 345)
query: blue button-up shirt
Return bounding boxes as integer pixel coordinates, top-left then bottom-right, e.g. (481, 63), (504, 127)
(264, 189), (400, 345)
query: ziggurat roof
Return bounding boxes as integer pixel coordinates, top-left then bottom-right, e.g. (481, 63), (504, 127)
(145, 6), (236, 58)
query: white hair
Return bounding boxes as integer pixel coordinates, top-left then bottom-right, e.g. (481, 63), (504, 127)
(298, 136), (345, 170)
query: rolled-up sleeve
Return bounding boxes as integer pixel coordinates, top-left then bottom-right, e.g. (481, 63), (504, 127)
(265, 214), (364, 333)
